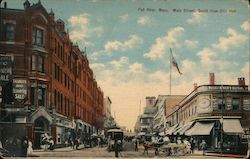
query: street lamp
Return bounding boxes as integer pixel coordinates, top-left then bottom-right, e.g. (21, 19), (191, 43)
(220, 89), (225, 155)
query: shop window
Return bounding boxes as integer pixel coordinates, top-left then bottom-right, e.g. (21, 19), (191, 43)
(32, 27), (44, 46)
(5, 23), (15, 41)
(232, 98), (240, 110)
(38, 56), (45, 73)
(38, 88), (45, 106)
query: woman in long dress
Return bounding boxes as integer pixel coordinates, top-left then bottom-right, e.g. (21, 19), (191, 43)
(27, 140), (33, 156)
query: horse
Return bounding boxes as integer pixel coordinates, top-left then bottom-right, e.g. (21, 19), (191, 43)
(143, 142), (164, 156)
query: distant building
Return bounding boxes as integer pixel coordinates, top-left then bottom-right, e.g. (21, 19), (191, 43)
(134, 97), (156, 134)
(104, 96), (112, 118)
(0, 0), (104, 151)
(103, 96), (116, 130)
(153, 95), (185, 134)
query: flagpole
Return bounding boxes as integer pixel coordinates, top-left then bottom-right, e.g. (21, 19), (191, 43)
(169, 48), (172, 95)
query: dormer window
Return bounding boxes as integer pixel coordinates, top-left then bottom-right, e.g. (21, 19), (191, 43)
(32, 27), (44, 46)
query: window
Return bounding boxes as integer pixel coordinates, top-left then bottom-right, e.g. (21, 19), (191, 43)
(38, 88), (45, 106)
(55, 39), (57, 53)
(218, 98), (225, 110)
(54, 90), (57, 107)
(64, 73), (67, 87)
(54, 63), (57, 79)
(58, 92), (60, 112)
(32, 27), (44, 46)
(38, 56), (45, 73)
(5, 23), (15, 41)
(31, 55), (36, 71)
(232, 98), (240, 110)
(30, 87), (35, 105)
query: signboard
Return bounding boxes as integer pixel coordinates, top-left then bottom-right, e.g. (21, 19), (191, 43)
(13, 79), (27, 102)
(197, 95), (213, 114)
(207, 85), (247, 92)
(0, 55), (13, 83)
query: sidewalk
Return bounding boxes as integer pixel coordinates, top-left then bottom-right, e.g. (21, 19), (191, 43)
(33, 144), (85, 152)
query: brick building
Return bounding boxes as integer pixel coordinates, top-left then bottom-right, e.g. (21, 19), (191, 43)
(0, 0), (104, 151)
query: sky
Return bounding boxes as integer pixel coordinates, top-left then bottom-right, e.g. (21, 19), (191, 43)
(9, 0), (250, 131)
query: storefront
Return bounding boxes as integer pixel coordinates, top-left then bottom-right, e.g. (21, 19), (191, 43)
(53, 113), (75, 146)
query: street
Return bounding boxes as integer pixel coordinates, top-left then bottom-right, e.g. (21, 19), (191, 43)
(13, 142), (243, 159)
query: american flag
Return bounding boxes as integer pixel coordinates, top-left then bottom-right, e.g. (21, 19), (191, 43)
(170, 48), (182, 75)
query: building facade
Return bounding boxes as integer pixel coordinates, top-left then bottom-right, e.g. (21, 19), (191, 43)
(165, 77), (250, 154)
(0, 0), (104, 151)
(134, 97), (156, 134)
(153, 95), (185, 135)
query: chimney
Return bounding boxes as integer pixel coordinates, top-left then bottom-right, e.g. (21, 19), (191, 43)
(209, 73), (215, 85)
(238, 77), (245, 86)
(193, 83), (198, 90)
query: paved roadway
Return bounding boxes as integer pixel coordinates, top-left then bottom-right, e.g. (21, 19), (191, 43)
(12, 142), (245, 158)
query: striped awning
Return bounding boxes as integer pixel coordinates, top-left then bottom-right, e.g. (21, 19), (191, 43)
(165, 124), (179, 135)
(174, 121), (194, 135)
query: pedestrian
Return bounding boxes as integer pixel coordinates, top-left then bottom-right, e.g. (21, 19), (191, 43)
(114, 139), (119, 157)
(134, 138), (138, 152)
(199, 140), (207, 155)
(143, 141), (148, 155)
(0, 140), (3, 149)
(48, 138), (54, 150)
(177, 137), (182, 144)
(27, 139), (33, 156)
(21, 136), (28, 157)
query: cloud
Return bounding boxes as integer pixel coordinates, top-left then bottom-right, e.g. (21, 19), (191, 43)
(197, 48), (216, 67)
(91, 34), (143, 61)
(181, 59), (196, 74)
(241, 62), (249, 74)
(144, 27), (184, 60)
(129, 63), (144, 74)
(110, 56), (129, 69)
(184, 40), (198, 49)
(68, 13), (104, 46)
(187, 11), (206, 24)
(120, 14), (129, 23)
(137, 16), (151, 26)
(212, 28), (248, 52)
(104, 34), (144, 51)
(241, 20), (250, 31)
(90, 63), (105, 70)
(149, 71), (168, 82)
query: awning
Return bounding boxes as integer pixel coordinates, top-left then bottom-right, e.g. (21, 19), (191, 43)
(185, 121), (214, 136)
(165, 124), (179, 135)
(222, 119), (244, 134)
(174, 121), (194, 135)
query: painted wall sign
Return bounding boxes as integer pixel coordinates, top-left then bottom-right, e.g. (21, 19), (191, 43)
(13, 79), (27, 101)
(0, 55), (13, 83)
